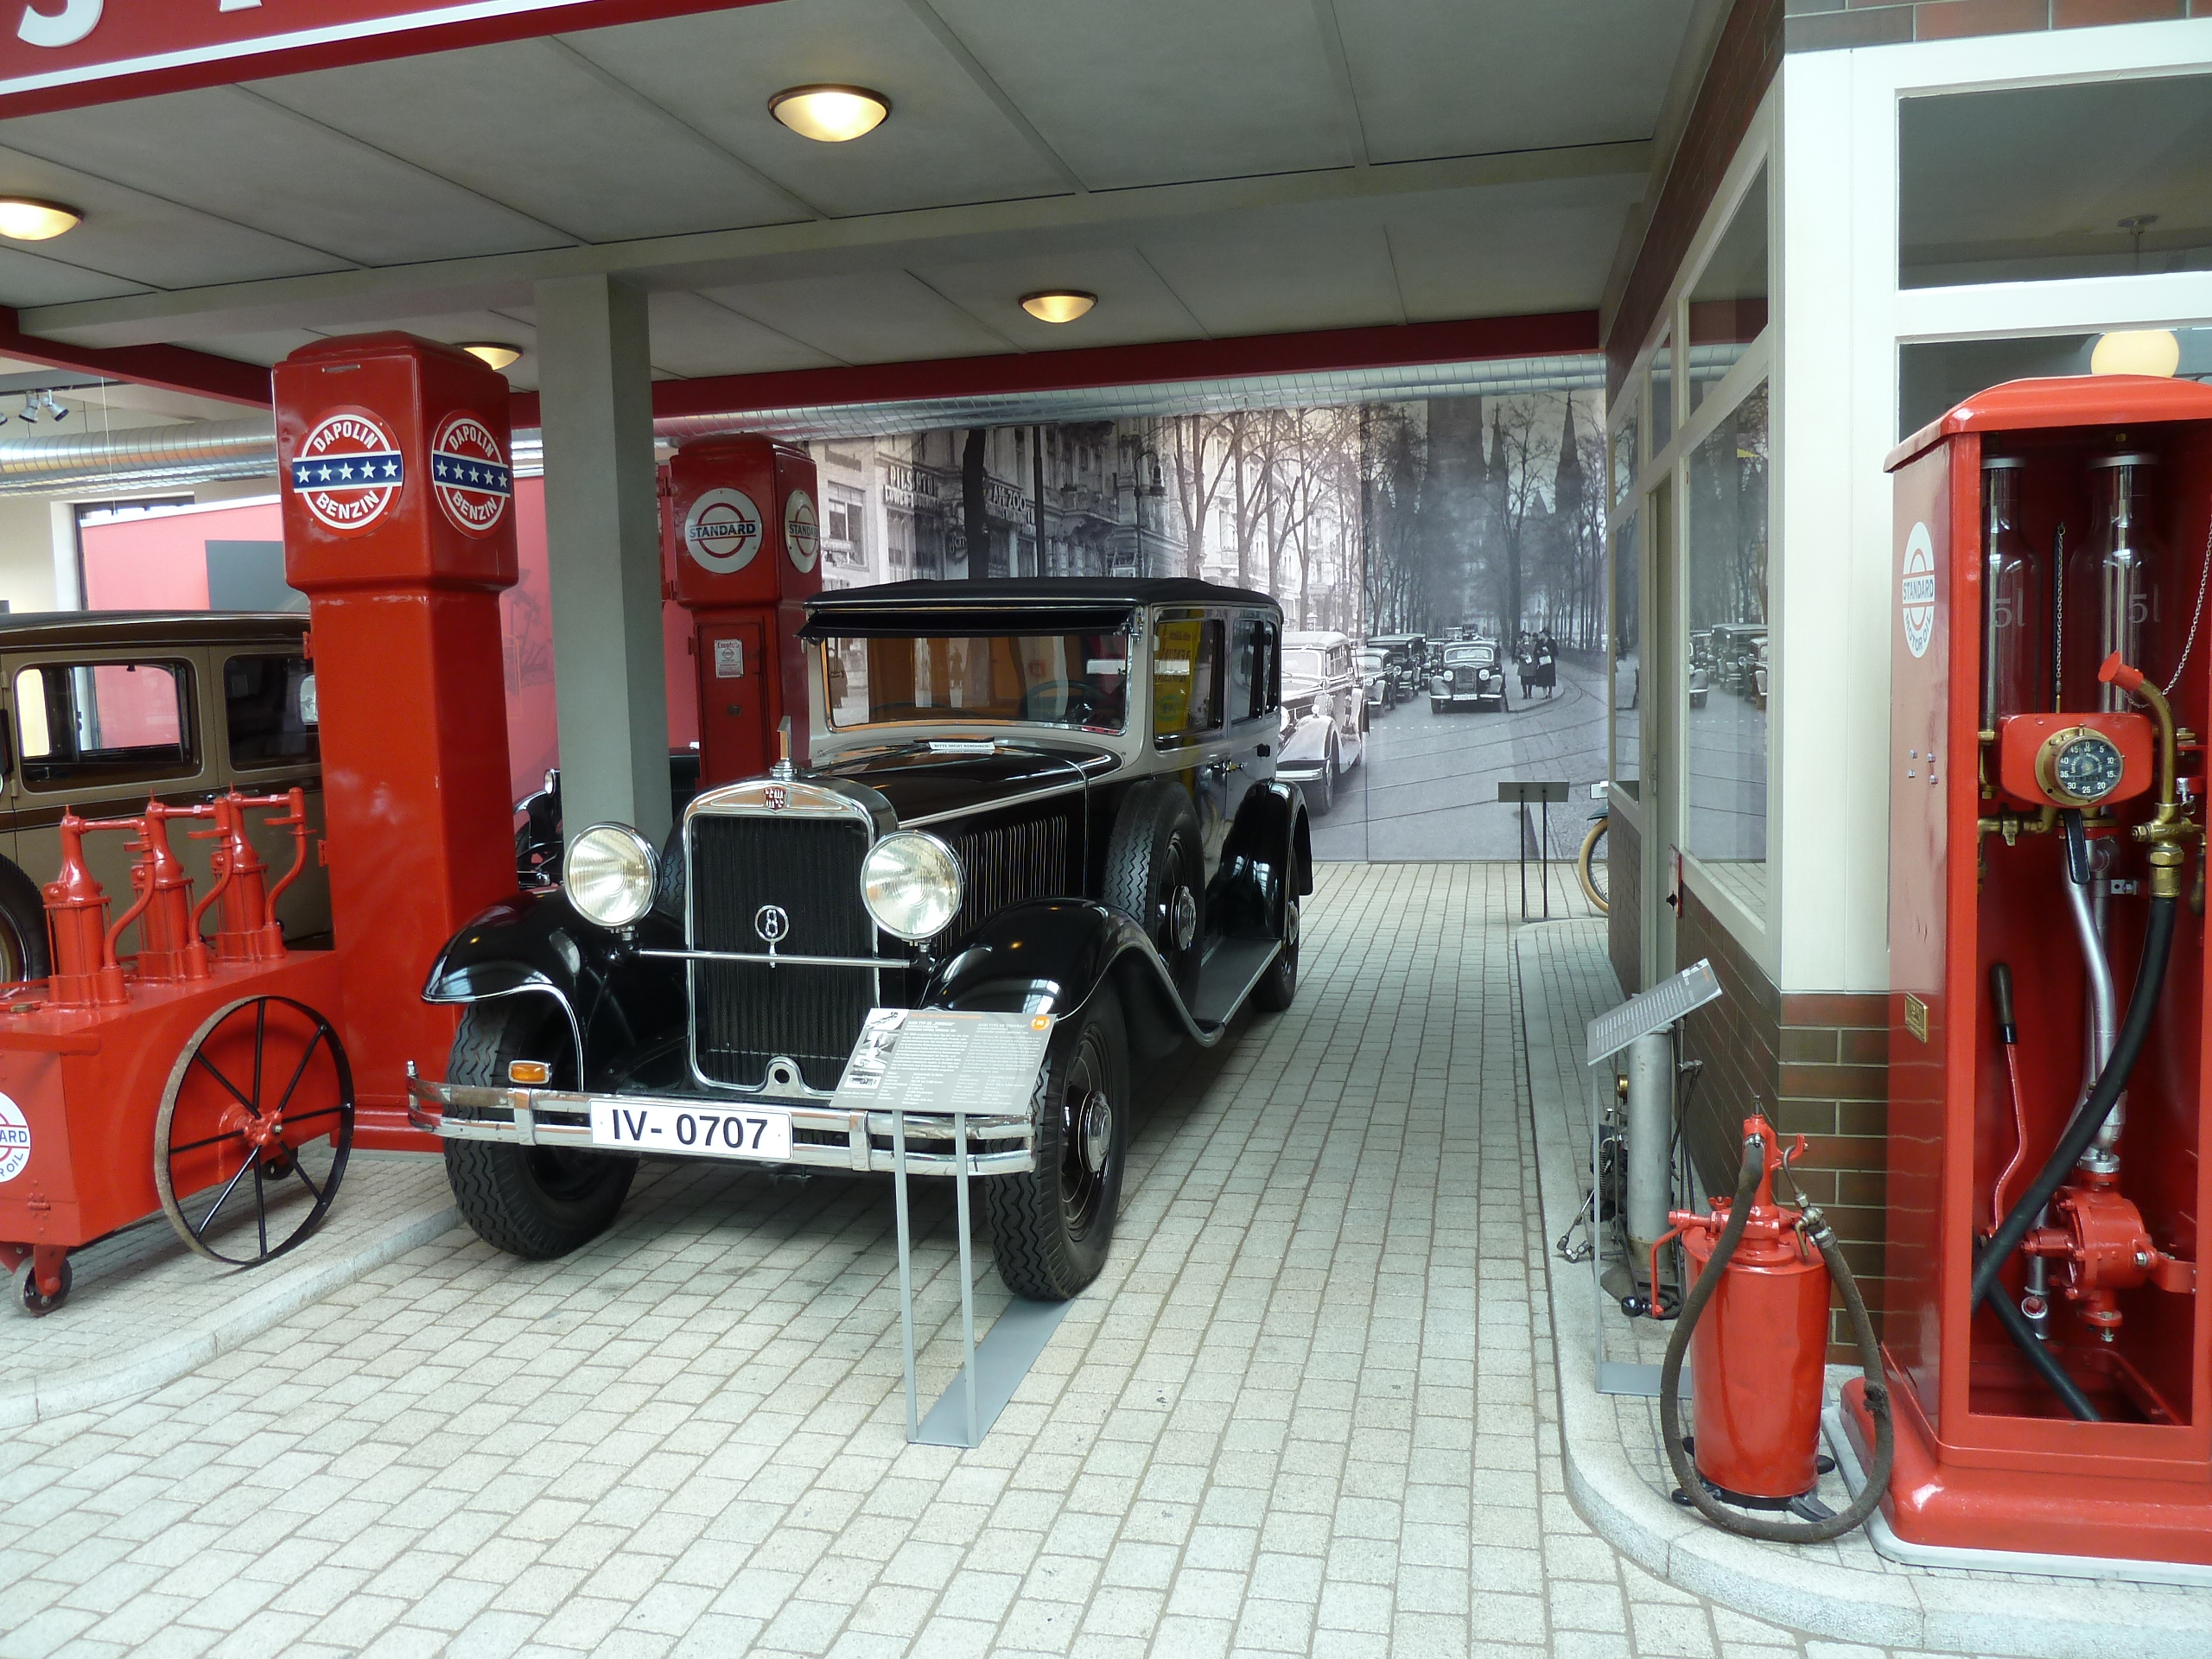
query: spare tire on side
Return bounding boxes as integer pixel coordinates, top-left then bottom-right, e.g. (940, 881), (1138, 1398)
(1103, 779), (1205, 999)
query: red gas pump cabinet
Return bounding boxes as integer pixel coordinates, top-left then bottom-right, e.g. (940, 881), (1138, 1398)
(275, 334), (521, 1145)
(1849, 375), (2212, 1563)
(665, 435), (821, 785)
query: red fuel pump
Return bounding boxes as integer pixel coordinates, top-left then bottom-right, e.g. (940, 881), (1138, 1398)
(1848, 374), (2212, 1566)
(664, 434), (822, 785)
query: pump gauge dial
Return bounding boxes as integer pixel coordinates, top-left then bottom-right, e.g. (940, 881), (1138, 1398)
(2036, 728), (2127, 808)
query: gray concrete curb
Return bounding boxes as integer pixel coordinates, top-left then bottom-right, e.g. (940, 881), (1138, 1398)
(0, 1198), (459, 1428)
(1512, 922), (2212, 1659)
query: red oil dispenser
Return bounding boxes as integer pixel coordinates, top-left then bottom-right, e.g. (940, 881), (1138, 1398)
(664, 434), (822, 785)
(1847, 374), (2212, 1566)
(276, 334), (522, 1145)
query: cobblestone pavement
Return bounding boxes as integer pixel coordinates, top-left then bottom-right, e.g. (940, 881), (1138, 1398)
(2, 865), (1995, 1659)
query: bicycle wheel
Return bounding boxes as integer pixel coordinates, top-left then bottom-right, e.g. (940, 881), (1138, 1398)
(1577, 816), (1610, 914)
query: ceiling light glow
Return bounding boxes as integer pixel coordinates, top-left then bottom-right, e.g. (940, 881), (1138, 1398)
(1020, 290), (1097, 325)
(769, 86), (890, 143)
(0, 198), (80, 240)
(460, 342), (523, 372)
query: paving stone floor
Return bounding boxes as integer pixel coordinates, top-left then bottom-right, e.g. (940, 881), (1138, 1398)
(0, 864), (2016, 1658)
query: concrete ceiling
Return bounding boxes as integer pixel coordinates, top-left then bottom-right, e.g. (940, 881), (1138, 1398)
(0, 0), (1696, 391)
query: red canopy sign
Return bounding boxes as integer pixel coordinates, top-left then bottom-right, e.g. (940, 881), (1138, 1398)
(0, 0), (766, 117)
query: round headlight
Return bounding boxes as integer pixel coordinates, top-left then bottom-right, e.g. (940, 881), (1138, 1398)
(1312, 691), (1333, 721)
(565, 823), (658, 928)
(861, 831), (963, 942)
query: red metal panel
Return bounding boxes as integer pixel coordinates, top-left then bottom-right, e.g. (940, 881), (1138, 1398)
(0, 1), (775, 120)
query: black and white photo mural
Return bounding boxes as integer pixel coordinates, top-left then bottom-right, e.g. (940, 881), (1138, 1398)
(804, 388), (1609, 861)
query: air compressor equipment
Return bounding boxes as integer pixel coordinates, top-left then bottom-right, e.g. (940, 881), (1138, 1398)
(1847, 373), (2212, 1567)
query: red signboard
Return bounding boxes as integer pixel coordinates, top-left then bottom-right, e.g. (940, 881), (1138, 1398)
(0, 0), (770, 118)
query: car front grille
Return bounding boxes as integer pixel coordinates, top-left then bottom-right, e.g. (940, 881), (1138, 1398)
(689, 811), (877, 1092)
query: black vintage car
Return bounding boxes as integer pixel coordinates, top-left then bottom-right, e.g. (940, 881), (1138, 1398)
(408, 579), (1310, 1300)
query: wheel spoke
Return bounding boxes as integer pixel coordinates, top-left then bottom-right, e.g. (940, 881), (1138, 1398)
(166, 1127), (247, 1157)
(255, 1163), (268, 1257)
(290, 1156), (324, 1206)
(277, 1104), (343, 1128)
(270, 1025), (327, 1119)
(251, 999), (267, 1114)
(191, 1049), (257, 1116)
(190, 1153), (257, 1242)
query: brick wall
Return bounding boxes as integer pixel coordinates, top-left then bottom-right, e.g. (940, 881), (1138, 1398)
(1606, 809), (1643, 995)
(1784, 0), (2208, 51)
(1675, 886), (1889, 1356)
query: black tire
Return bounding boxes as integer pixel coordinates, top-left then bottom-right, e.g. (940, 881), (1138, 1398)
(984, 991), (1129, 1300)
(1250, 893), (1300, 1013)
(13, 1255), (69, 1316)
(1306, 753), (1338, 816)
(0, 859), (49, 984)
(1429, 698), (1446, 715)
(1103, 779), (1205, 996)
(442, 1000), (634, 1260)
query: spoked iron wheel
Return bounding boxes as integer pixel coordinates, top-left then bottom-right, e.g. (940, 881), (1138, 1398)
(155, 996), (354, 1266)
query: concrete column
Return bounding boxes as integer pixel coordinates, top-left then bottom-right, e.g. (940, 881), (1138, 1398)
(536, 273), (670, 849)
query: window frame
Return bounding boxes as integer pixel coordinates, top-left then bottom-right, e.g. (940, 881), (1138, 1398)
(10, 654), (203, 794)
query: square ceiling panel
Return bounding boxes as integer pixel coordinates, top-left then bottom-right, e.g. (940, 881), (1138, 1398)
(1386, 181), (1637, 321)
(927, 0), (1351, 189)
(1137, 211), (1404, 339)
(0, 238), (148, 310)
(1332, 0), (1694, 165)
(0, 87), (556, 270)
(254, 40), (806, 246)
(567, 0), (1072, 219)
(645, 291), (843, 379)
(911, 247), (1206, 350)
(695, 270), (1013, 365)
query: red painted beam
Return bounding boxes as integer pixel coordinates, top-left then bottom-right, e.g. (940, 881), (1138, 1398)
(0, 0), (777, 122)
(0, 310), (270, 407)
(510, 312), (1600, 429)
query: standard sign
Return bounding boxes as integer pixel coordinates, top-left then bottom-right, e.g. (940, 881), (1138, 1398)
(833, 1008), (1052, 1117)
(589, 1099), (791, 1161)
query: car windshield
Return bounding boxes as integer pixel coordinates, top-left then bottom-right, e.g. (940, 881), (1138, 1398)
(1283, 647), (1329, 684)
(823, 632), (1130, 732)
(1446, 645), (1496, 665)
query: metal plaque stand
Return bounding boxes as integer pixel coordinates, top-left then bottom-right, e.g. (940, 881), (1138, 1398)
(1584, 959), (1723, 1398)
(1499, 779), (1569, 918)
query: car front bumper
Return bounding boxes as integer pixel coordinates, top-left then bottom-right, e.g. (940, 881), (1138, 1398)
(404, 1065), (1037, 1178)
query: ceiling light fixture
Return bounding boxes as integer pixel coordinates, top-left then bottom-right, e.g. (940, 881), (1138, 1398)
(2091, 329), (2182, 378)
(459, 341), (524, 372)
(768, 85), (890, 143)
(17, 394), (38, 423)
(1020, 290), (1097, 325)
(0, 198), (80, 240)
(41, 389), (67, 422)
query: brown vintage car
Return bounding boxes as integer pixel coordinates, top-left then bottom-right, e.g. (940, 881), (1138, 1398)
(0, 612), (327, 977)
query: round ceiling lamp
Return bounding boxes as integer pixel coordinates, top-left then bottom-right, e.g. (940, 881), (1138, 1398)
(0, 198), (80, 240)
(460, 342), (524, 372)
(769, 86), (890, 143)
(1020, 290), (1097, 325)
(2090, 329), (2182, 378)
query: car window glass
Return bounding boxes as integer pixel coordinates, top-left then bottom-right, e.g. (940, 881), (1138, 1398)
(1230, 619), (1278, 721)
(825, 633), (1128, 732)
(1152, 618), (1223, 744)
(225, 654), (320, 768)
(14, 660), (194, 790)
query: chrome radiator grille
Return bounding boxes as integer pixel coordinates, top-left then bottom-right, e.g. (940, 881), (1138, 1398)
(689, 812), (876, 1091)
(944, 813), (1071, 946)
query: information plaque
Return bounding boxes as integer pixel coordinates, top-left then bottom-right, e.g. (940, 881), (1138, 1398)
(831, 1008), (1053, 1115)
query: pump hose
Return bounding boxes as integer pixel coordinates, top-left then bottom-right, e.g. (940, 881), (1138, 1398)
(1657, 1134), (1894, 1543)
(1972, 895), (2178, 1313)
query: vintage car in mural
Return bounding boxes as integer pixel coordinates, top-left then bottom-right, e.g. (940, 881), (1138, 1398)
(1357, 645), (1396, 714)
(1367, 635), (1427, 702)
(0, 612), (327, 977)
(1430, 638), (1509, 713)
(1276, 630), (1367, 816)
(408, 578), (1310, 1301)
(1713, 623), (1767, 696)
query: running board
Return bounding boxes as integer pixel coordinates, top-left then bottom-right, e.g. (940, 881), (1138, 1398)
(1188, 938), (1281, 1030)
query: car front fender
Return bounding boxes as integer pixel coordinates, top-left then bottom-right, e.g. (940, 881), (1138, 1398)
(421, 890), (685, 1089)
(924, 899), (1208, 1057)
(1278, 713), (1334, 766)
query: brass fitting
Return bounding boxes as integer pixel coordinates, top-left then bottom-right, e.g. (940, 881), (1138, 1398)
(2101, 653), (2202, 893)
(1976, 804), (2057, 846)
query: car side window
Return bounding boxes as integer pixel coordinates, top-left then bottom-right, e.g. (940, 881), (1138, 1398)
(1152, 616), (1224, 747)
(225, 654), (320, 769)
(14, 660), (196, 791)
(1230, 618), (1278, 721)
(1330, 645), (1350, 679)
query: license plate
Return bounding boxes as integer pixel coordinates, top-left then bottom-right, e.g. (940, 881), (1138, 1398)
(589, 1101), (793, 1160)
